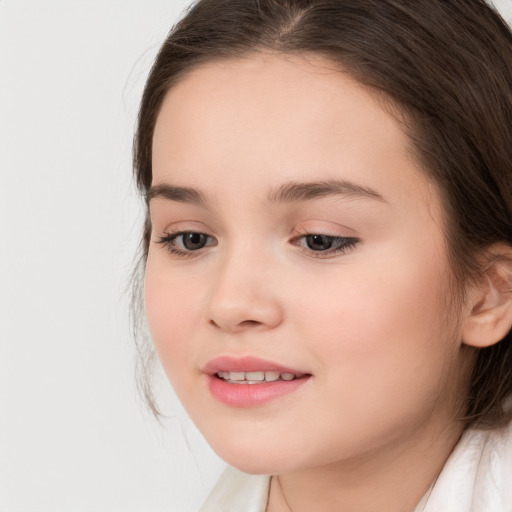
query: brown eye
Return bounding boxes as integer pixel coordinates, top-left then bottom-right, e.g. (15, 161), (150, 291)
(181, 232), (208, 250)
(292, 233), (359, 258)
(305, 234), (334, 251)
(157, 231), (217, 256)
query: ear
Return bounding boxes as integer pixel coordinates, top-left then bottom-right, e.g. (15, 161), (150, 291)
(462, 245), (512, 348)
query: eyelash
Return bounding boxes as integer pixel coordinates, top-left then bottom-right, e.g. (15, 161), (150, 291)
(156, 231), (359, 259)
(291, 233), (359, 258)
(157, 231), (217, 259)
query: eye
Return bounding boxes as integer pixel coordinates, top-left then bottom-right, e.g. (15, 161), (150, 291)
(305, 234), (336, 251)
(157, 231), (216, 256)
(180, 232), (209, 250)
(293, 233), (359, 257)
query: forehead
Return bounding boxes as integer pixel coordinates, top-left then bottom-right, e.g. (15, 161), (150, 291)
(151, 53), (436, 213)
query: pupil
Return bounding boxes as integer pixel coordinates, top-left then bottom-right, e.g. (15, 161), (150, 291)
(183, 232), (205, 250)
(307, 234), (332, 251)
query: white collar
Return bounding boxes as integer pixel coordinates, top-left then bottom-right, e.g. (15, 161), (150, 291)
(200, 420), (512, 512)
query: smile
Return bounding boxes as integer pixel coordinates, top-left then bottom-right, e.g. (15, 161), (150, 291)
(216, 370), (302, 384)
(204, 356), (311, 407)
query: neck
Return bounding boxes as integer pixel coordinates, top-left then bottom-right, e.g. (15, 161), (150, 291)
(266, 418), (464, 512)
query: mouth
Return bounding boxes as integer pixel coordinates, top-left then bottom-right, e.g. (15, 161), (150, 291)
(215, 370), (305, 384)
(204, 356), (311, 407)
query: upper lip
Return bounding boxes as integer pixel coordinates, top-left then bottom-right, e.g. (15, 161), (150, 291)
(203, 355), (308, 375)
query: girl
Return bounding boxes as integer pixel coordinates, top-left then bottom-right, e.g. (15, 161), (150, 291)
(133, 0), (512, 510)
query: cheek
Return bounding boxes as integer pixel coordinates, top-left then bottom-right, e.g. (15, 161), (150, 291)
(144, 255), (204, 382)
(294, 242), (456, 400)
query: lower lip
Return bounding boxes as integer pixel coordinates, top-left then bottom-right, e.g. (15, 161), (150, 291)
(207, 375), (310, 407)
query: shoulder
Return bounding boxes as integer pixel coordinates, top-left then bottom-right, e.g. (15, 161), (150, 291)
(198, 466), (270, 512)
(424, 419), (512, 512)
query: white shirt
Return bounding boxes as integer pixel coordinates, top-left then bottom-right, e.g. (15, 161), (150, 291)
(199, 420), (512, 512)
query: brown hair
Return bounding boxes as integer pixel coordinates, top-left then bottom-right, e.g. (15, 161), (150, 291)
(133, 0), (512, 426)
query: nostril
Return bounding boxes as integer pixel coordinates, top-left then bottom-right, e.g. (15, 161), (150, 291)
(208, 318), (262, 330)
(207, 298), (283, 332)
(240, 320), (261, 327)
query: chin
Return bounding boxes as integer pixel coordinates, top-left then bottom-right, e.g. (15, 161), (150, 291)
(206, 433), (296, 475)
(219, 452), (291, 475)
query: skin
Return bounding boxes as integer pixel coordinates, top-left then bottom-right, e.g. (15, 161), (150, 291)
(145, 54), (476, 512)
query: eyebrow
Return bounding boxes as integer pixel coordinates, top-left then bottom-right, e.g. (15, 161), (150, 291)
(267, 179), (386, 204)
(146, 178), (386, 206)
(146, 183), (208, 206)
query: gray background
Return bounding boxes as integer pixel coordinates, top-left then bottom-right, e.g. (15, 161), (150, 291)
(1, 1), (511, 510)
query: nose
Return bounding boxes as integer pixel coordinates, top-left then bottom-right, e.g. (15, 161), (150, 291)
(205, 247), (284, 334)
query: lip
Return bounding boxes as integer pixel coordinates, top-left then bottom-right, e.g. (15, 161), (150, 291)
(203, 355), (311, 407)
(203, 355), (306, 375)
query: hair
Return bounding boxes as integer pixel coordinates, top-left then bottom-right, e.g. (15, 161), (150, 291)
(132, 0), (512, 427)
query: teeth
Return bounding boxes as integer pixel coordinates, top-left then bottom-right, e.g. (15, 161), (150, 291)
(245, 371), (265, 381)
(265, 371), (280, 382)
(216, 370), (299, 383)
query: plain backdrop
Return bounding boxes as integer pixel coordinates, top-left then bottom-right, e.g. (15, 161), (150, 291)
(1, 1), (511, 511)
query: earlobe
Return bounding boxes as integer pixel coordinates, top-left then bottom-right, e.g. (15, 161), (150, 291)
(462, 248), (512, 348)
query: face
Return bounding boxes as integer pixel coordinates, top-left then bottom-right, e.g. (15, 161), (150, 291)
(145, 54), (470, 475)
